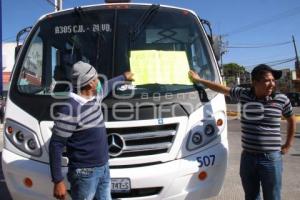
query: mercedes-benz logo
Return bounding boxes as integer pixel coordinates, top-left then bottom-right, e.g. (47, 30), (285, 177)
(107, 133), (125, 157)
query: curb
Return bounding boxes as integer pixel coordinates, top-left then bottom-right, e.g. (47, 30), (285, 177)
(226, 112), (300, 122)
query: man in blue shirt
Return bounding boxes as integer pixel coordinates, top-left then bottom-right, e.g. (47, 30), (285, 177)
(49, 61), (133, 200)
(189, 64), (296, 200)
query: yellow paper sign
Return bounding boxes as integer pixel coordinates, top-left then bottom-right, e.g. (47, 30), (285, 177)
(130, 50), (192, 85)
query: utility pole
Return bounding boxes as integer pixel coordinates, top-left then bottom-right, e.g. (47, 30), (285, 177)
(292, 35), (300, 70)
(219, 35), (228, 85)
(292, 35), (300, 92)
(219, 36), (224, 75)
(55, 0), (63, 11)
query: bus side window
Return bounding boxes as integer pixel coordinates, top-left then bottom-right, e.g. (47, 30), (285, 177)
(17, 30), (44, 94)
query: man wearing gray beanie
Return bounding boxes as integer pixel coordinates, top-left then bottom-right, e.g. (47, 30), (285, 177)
(49, 61), (133, 200)
(71, 61), (99, 89)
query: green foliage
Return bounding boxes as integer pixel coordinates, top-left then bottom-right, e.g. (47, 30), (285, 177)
(223, 63), (246, 77)
(222, 63), (247, 86)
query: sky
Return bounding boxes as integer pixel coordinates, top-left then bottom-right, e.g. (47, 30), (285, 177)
(2, 0), (300, 72)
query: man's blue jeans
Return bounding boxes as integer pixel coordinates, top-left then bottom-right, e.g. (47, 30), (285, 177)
(67, 162), (111, 200)
(240, 150), (282, 200)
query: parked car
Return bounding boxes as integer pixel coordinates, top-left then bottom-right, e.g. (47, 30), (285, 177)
(286, 92), (300, 107)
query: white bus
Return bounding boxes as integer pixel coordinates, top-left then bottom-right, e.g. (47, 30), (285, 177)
(2, 1), (228, 199)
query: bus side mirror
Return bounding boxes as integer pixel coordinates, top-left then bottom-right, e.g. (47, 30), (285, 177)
(200, 19), (221, 61)
(15, 26), (32, 60)
(15, 45), (22, 60)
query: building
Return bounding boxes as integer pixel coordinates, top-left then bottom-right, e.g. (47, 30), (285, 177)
(2, 42), (16, 95)
(277, 68), (293, 93)
(292, 63), (300, 92)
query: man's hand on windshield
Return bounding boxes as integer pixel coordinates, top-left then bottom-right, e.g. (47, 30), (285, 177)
(124, 72), (134, 81)
(188, 70), (201, 83)
(189, 70), (230, 95)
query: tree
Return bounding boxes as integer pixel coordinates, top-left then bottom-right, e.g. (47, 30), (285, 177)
(223, 63), (247, 86)
(223, 63), (245, 77)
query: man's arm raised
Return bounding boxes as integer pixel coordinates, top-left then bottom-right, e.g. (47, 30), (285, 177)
(188, 70), (231, 96)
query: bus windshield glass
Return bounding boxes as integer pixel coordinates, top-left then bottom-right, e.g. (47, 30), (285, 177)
(15, 5), (219, 98)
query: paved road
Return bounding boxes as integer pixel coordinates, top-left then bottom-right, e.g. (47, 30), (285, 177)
(227, 104), (300, 115)
(227, 104), (300, 114)
(0, 117), (299, 200)
(208, 119), (300, 200)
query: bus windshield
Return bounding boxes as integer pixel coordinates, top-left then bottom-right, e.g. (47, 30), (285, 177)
(15, 5), (219, 98)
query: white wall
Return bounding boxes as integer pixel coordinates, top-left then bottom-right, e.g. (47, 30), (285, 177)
(2, 42), (16, 72)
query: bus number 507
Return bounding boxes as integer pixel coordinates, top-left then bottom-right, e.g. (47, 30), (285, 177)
(197, 155), (216, 168)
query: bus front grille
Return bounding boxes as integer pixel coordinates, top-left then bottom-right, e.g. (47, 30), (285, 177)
(107, 123), (178, 158)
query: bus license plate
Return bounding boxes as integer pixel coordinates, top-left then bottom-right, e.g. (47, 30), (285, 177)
(111, 178), (131, 193)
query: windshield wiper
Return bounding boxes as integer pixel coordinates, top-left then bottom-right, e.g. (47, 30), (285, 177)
(73, 7), (106, 67)
(129, 4), (160, 46)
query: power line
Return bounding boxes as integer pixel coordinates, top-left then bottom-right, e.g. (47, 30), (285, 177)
(45, 0), (59, 10)
(245, 57), (294, 67)
(32, 0), (50, 10)
(223, 5), (300, 37)
(269, 59), (295, 67)
(2, 0), (52, 42)
(267, 57), (294, 65)
(244, 57), (295, 69)
(45, 0), (55, 7)
(228, 41), (292, 49)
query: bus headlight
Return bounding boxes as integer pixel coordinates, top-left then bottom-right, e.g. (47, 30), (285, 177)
(15, 131), (25, 142)
(204, 124), (215, 136)
(186, 123), (217, 151)
(186, 111), (226, 151)
(27, 139), (37, 150)
(4, 119), (42, 157)
(191, 132), (203, 145)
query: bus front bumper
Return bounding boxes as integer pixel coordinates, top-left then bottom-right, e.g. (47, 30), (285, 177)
(2, 143), (228, 200)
